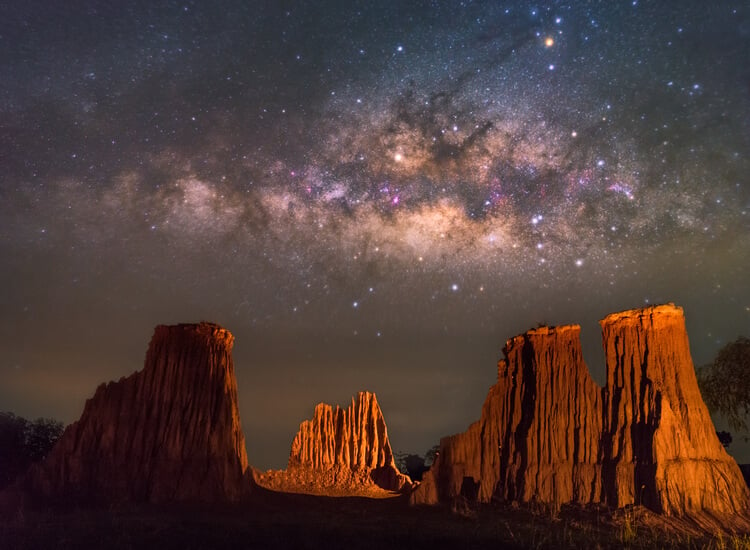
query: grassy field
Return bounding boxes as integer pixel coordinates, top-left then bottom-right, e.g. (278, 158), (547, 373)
(2, 488), (748, 549)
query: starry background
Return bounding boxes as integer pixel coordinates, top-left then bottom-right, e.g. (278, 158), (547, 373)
(1, 1), (749, 469)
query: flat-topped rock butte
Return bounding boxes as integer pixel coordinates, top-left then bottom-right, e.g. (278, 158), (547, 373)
(411, 304), (749, 527)
(21, 322), (251, 504)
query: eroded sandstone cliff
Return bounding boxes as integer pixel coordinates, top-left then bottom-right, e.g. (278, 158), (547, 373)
(25, 322), (251, 504)
(411, 304), (749, 522)
(256, 391), (410, 495)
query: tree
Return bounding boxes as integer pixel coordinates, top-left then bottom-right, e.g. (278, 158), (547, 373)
(0, 411), (65, 489)
(397, 453), (427, 480)
(697, 337), (750, 433)
(424, 444), (439, 466)
(26, 417), (65, 462)
(716, 430), (733, 448)
(395, 444), (441, 481)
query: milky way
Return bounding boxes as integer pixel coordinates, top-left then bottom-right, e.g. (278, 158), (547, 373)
(1, 1), (749, 468)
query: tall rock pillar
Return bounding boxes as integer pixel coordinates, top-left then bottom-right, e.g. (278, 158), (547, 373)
(414, 325), (603, 506)
(600, 304), (749, 516)
(26, 322), (251, 504)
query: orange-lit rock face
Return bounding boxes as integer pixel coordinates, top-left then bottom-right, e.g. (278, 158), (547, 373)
(412, 304), (749, 521)
(26, 323), (251, 504)
(413, 325), (602, 506)
(600, 306), (749, 516)
(258, 391), (409, 495)
(290, 394), (391, 470)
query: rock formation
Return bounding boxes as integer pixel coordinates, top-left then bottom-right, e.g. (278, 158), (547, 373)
(24, 322), (251, 504)
(600, 306), (748, 517)
(411, 304), (749, 522)
(256, 391), (410, 495)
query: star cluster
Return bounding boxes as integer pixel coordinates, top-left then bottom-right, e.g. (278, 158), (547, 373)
(1, 1), (749, 468)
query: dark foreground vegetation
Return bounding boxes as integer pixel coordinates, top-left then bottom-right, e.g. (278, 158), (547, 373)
(0, 412), (64, 491)
(3, 488), (748, 550)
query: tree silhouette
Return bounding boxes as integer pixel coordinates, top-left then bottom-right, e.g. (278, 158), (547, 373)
(0, 411), (65, 489)
(697, 337), (750, 433)
(716, 430), (733, 448)
(395, 444), (440, 481)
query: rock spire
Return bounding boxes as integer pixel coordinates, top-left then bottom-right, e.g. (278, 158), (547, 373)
(257, 391), (410, 495)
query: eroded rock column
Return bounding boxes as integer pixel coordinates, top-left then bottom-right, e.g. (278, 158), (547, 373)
(600, 304), (749, 516)
(25, 322), (251, 504)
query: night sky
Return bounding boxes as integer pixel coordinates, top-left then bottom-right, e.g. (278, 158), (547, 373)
(2, 1), (749, 469)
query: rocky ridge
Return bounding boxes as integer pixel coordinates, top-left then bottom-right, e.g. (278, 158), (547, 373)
(256, 391), (410, 495)
(411, 304), (749, 524)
